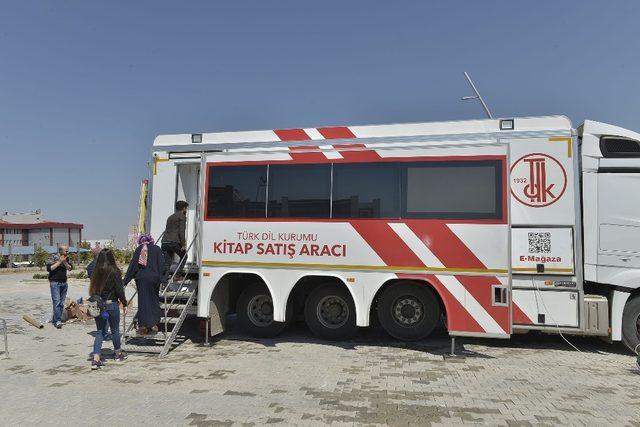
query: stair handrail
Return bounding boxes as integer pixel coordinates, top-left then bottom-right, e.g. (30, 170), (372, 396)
(161, 232), (199, 336)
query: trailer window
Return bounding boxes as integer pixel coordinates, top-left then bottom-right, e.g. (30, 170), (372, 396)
(207, 165), (267, 218)
(268, 164), (331, 218)
(402, 160), (502, 219)
(332, 163), (400, 218)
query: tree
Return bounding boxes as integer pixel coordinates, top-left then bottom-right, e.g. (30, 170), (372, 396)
(78, 241), (92, 264)
(33, 246), (49, 270)
(113, 248), (133, 265)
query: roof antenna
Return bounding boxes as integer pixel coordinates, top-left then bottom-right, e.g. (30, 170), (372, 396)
(461, 71), (493, 119)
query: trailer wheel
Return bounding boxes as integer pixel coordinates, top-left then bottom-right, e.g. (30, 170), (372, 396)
(304, 283), (357, 340)
(236, 283), (287, 338)
(377, 282), (440, 341)
(622, 295), (640, 353)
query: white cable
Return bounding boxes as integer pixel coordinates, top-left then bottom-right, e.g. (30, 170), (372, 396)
(532, 280), (583, 353)
(533, 282), (640, 373)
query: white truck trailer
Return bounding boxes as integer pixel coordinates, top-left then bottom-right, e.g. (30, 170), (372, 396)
(142, 116), (640, 354)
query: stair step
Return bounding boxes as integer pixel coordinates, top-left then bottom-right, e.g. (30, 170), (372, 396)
(160, 303), (198, 314)
(160, 291), (195, 299)
(164, 279), (197, 287)
(125, 332), (168, 340)
(122, 344), (164, 353)
(161, 302), (188, 309)
(160, 317), (179, 324)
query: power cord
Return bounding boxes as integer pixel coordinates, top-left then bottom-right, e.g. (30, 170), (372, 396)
(532, 280), (583, 353)
(533, 282), (640, 372)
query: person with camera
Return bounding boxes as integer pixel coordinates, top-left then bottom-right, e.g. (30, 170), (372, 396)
(46, 246), (73, 329)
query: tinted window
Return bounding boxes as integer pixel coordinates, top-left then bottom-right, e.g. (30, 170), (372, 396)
(402, 160), (501, 219)
(332, 163), (400, 218)
(207, 165), (266, 218)
(268, 164), (331, 218)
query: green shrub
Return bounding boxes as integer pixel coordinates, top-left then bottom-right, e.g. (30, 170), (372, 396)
(70, 271), (88, 279)
(33, 247), (48, 270)
(33, 271), (87, 280)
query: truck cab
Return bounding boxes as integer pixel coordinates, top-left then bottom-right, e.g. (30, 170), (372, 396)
(580, 120), (640, 350)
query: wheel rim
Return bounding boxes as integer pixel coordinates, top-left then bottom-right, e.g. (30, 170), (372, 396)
(247, 294), (274, 327)
(316, 295), (349, 329)
(391, 295), (424, 328)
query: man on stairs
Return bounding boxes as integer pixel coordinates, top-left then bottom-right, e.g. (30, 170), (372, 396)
(162, 200), (188, 283)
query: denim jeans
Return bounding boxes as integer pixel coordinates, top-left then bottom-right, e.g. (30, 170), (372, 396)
(92, 302), (121, 356)
(49, 281), (68, 323)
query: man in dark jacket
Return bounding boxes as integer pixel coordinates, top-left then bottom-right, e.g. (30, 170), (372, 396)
(162, 200), (188, 282)
(47, 246), (73, 329)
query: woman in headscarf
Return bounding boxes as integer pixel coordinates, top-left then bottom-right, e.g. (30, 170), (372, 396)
(124, 234), (165, 335)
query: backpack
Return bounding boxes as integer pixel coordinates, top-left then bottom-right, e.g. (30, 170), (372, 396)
(87, 295), (105, 318)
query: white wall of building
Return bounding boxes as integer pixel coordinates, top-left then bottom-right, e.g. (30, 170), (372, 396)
(52, 229), (68, 247)
(69, 229), (81, 246)
(28, 228), (50, 246)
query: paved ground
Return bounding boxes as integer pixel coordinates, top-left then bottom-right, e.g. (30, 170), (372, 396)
(1, 272), (639, 426)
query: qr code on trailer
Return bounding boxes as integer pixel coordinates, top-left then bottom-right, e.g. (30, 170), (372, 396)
(528, 232), (551, 253)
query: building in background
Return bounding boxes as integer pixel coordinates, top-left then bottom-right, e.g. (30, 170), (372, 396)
(127, 224), (138, 250)
(0, 210), (84, 260)
(85, 239), (115, 249)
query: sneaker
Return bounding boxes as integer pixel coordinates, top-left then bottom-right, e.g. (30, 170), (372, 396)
(114, 352), (128, 362)
(91, 359), (105, 370)
(54, 321), (62, 329)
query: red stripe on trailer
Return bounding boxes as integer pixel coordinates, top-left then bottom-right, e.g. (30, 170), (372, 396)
(512, 304), (534, 324)
(405, 221), (511, 333)
(334, 144), (382, 161)
(288, 146), (328, 162)
(274, 129), (310, 141)
(350, 221), (424, 267)
(317, 127), (356, 139)
(397, 273), (484, 333)
(351, 221), (486, 334)
(405, 221), (485, 270)
(453, 275), (510, 332)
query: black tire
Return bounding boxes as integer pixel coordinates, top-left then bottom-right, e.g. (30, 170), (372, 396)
(304, 283), (357, 340)
(377, 282), (440, 341)
(621, 295), (640, 354)
(236, 283), (287, 338)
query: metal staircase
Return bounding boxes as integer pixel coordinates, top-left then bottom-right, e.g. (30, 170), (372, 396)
(122, 233), (199, 358)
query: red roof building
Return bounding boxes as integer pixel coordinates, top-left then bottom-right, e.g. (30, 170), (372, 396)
(0, 211), (83, 249)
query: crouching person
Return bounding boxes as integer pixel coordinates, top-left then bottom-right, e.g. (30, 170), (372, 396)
(89, 248), (128, 370)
